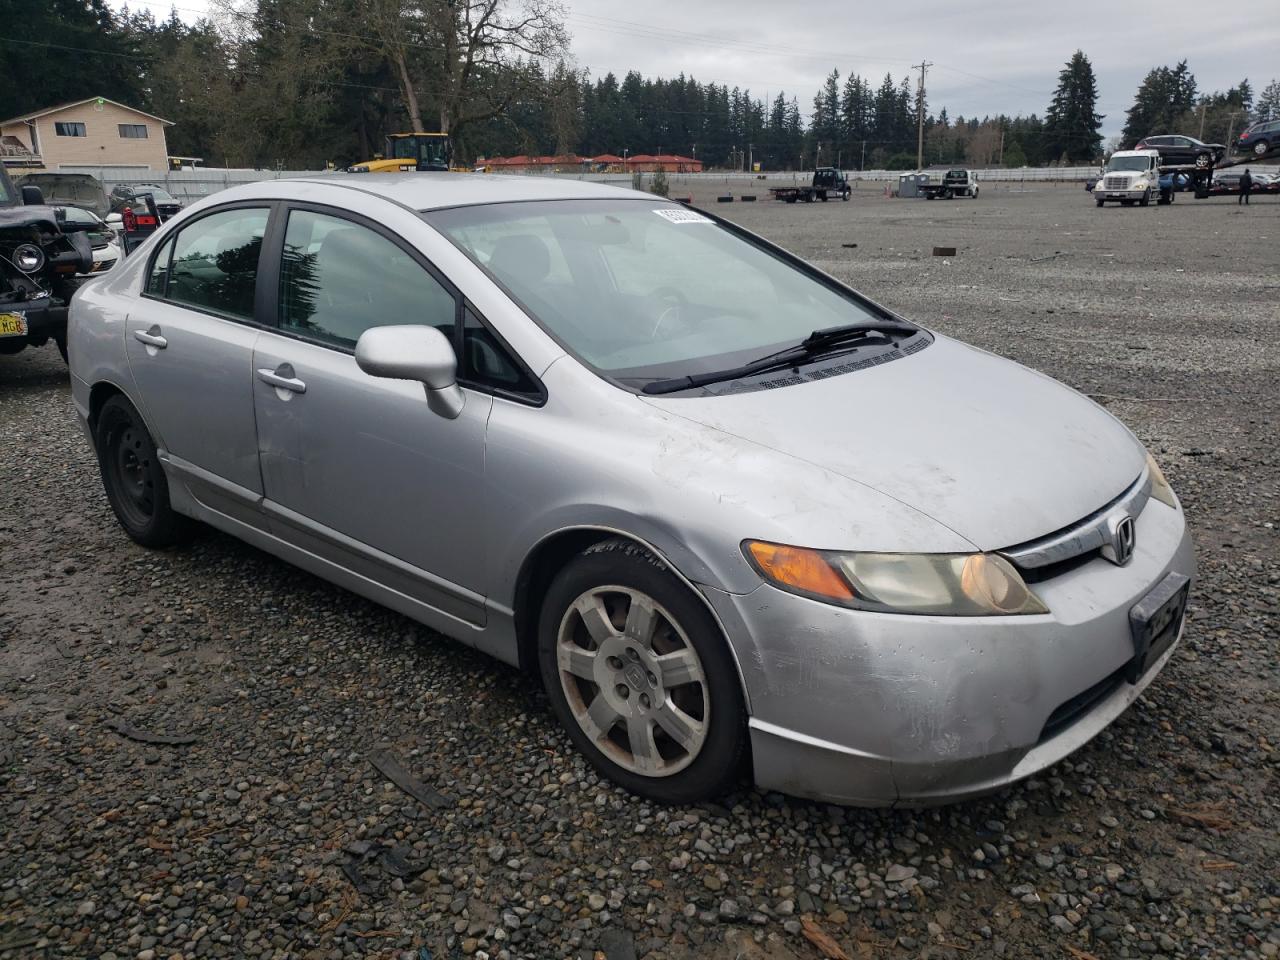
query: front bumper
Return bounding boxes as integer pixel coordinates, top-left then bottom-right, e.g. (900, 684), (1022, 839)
(711, 500), (1195, 806)
(1096, 186), (1153, 201)
(0, 295), (66, 348)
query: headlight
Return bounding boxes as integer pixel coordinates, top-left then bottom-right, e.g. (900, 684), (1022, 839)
(744, 541), (1048, 616)
(12, 243), (45, 273)
(1146, 452), (1178, 508)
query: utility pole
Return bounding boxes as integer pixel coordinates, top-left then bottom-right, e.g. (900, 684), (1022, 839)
(914, 60), (932, 172)
(998, 128), (1005, 166)
(748, 143), (753, 172)
(1225, 111), (1241, 155)
(1197, 102), (1207, 140)
(860, 139), (866, 170)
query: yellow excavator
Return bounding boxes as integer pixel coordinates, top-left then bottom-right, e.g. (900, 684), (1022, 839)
(348, 132), (453, 173)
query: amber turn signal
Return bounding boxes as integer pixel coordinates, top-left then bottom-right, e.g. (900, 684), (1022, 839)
(745, 541), (854, 601)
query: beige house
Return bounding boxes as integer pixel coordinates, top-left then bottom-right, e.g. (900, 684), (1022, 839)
(0, 97), (173, 172)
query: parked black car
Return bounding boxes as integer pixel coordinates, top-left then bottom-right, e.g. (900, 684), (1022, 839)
(1236, 119), (1279, 159)
(1133, 135), (1227, 168)
(109, 183), (182, 219)
(0, 165), (93, 361)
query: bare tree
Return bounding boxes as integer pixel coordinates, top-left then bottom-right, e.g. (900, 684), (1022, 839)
(368, 0), (568, 137)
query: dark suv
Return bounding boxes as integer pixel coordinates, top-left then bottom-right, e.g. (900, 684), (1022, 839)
(1133, 135), (1226, 168)
(1237, 119), (1279, 159)
(1, 165), (93, 361)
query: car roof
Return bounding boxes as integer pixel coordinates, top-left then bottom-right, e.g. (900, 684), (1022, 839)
(1110, 149), (1159, 157)
(233, 172), (650, 210)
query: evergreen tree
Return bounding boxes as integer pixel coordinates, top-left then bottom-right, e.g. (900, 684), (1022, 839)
(0, 0), (145, 119)
(1044, 50), (1104, 163)
(1121, 61), (1198, 144)
(1256, 79), (1280, 122)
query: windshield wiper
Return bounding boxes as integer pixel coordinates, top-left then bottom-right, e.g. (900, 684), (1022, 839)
(641, 320), (915, 396)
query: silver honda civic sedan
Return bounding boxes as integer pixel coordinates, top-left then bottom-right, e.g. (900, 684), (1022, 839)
(67, 174), (1195, 806)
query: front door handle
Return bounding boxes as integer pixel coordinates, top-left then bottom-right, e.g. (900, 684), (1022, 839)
(133, 326), (167, 348)
(257, 363), (307, 394)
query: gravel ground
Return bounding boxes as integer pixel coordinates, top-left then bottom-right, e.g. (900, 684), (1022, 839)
(1, 186), (1278, 960)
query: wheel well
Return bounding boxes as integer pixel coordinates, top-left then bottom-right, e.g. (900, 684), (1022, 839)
(88, 381), (125, 434)
(513, 529), (614, 672)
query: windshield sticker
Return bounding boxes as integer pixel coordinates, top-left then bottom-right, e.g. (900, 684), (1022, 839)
(653, 208), (712, 224)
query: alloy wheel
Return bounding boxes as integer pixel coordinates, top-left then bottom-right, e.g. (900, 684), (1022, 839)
(555, 586), (709, 777)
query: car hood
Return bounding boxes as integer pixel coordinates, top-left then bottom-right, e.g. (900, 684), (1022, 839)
(641, 334), (1145, 551)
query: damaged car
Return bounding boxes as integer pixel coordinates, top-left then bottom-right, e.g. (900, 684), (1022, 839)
(1, 164), (92, 361)
(69, 175), (1195, 806)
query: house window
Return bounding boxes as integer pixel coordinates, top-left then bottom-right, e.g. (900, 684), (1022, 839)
(118, 124), (149, 139)
(54, 122), (87, 137)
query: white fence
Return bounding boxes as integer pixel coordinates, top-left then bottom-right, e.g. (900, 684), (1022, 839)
(57, 162), (1279, 206)
(60, 163), (1109, 206)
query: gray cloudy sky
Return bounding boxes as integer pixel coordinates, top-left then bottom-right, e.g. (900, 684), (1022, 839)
(562, 0), (1275, 137)
(130, 0), (1277, 137)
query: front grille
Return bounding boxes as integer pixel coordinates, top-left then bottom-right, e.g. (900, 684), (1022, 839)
(1103, 175), (1132, 190)
(1001, 472), (1150, 576)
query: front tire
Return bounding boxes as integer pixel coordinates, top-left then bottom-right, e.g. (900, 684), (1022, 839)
(1096, 198), (1105, 207)
(94, 395), (192, 547)
(537, 538), (747, 803)
(1139, 188), (1151, 207)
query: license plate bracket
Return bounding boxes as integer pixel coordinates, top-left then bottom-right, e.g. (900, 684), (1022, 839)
(1127, 571), (1190, 682)
(0, 311), (28, 337)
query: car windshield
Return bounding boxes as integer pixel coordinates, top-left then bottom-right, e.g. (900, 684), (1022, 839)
(426, 199), (894, 383)
(59, 206), (99, 226)
(136, 186), (177, 202)
(1107, 156), (1151, 172)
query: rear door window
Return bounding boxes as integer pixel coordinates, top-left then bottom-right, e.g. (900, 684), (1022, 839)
(165, 208), (270, 321)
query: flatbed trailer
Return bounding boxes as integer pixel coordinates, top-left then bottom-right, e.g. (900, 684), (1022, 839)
(918, 169), (979, 199)
(1163, 152), (1256, 199)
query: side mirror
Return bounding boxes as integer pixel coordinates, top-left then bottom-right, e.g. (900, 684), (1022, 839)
(20, 185), (45, 206)
(355, 325), (464, 419)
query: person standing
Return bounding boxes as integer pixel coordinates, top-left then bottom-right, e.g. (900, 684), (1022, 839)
(1238, 168), (1253, 205)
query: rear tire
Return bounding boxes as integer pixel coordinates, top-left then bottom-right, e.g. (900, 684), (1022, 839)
(537, 538), (747, 804)
(1253, 140), (1269, 157)
(95, 395), (193, 548)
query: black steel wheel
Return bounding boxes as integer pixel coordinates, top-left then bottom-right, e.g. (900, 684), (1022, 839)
(538, 538), (747, 803)
(95, 395), (192, 547)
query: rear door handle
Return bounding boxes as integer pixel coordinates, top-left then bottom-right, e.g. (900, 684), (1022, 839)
(133, 326), (167, 348)
(257, 364), (307, 394)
